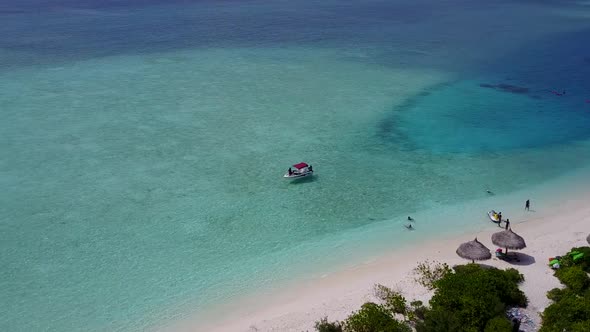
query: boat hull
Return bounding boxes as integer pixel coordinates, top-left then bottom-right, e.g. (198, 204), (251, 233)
(283, 171), (313, 179)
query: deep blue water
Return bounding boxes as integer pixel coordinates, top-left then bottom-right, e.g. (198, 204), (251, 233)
(1, 0), (587, 70)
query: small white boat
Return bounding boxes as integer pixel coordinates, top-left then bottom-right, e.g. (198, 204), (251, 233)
(488, 210), (500, 223)
(284, 162), (314, 179)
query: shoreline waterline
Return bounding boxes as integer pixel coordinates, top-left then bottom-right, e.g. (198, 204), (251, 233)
(165, 163), (590, 331)
(3, 1), (590, 331)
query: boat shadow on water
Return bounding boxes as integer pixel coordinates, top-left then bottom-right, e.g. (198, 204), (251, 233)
(287, 175), (318, 184)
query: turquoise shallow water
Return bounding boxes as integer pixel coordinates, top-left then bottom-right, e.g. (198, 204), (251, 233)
(2, 0), (590, 331)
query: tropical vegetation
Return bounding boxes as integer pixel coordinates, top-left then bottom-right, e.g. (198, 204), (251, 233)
(315, 262), (527, 332)
(540, 246), (590, 332)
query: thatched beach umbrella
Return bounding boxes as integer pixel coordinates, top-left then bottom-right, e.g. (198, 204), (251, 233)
(456, 237), (492, 263)
(492, 228), (526, 254)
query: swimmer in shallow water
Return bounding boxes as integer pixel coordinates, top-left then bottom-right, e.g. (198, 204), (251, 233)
(405, 224), (414, 230)
(407, 216), (414, 221)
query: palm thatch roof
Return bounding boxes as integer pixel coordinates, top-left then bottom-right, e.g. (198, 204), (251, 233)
(456, 238), (492, 262)
(492, 228), (526, 250)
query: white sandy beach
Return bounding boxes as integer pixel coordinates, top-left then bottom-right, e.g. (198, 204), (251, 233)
(167, 172), (590, 332)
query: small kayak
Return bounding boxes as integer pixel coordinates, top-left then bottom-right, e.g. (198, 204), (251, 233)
(488, 210), (500, 223)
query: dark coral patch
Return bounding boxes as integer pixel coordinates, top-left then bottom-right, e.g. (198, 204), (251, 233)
(479, 83), (529, 94)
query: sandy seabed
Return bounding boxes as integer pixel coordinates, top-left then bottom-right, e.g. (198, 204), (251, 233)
(164, 166), (590, 332)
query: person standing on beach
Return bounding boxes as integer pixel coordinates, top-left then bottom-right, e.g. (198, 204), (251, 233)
(525, 199), (530, 211)
(505, 219), (510, 230)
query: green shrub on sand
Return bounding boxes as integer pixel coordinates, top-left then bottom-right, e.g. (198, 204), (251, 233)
(417, 264), (526, 332)
(540, 246), (590, 331)
(343, 302), (411, 332)
(483, 316), (514, 332)
(412, 260), (452, 290)
(315, 264), (527, 332)
(559, 247), (590, 272)
(555, 266), (590, 293)
(540, 288), (590, 332)
(315, 317), (343, 332)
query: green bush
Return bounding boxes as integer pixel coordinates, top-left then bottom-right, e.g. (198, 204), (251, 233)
(315, 317), (343, 332)
(559, 247), (590, 272)
(570, 247), (590, 272)
(540, 289), (590, 332)
(373, 284), (428, 323)
(374, 284), (408, 318)
(317, 264), (528, 332)
(412, 260), (452, 290)
(501, 267), (525, 283)
(409, 300), (427, 322)
(555, 266), (590, 293)
(418, 264), (526, 332)
(343, 302), (411, 332)
(546, 287), (570, 302)
(433, 265), (527, 307)
(415, 309), (463, 332)
(571, 320), (590, 331)
(541, 247), (590, 332)
(483, 316), (513, 332)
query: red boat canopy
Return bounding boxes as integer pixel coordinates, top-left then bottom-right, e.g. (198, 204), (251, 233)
(293, 162), (309, 169)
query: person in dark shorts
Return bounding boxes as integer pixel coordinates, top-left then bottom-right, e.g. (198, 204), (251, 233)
(525, 199), (530, 211)
(505, 219), (510, 230)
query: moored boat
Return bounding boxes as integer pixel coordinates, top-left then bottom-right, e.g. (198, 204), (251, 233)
(284, 162), (314, 179)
